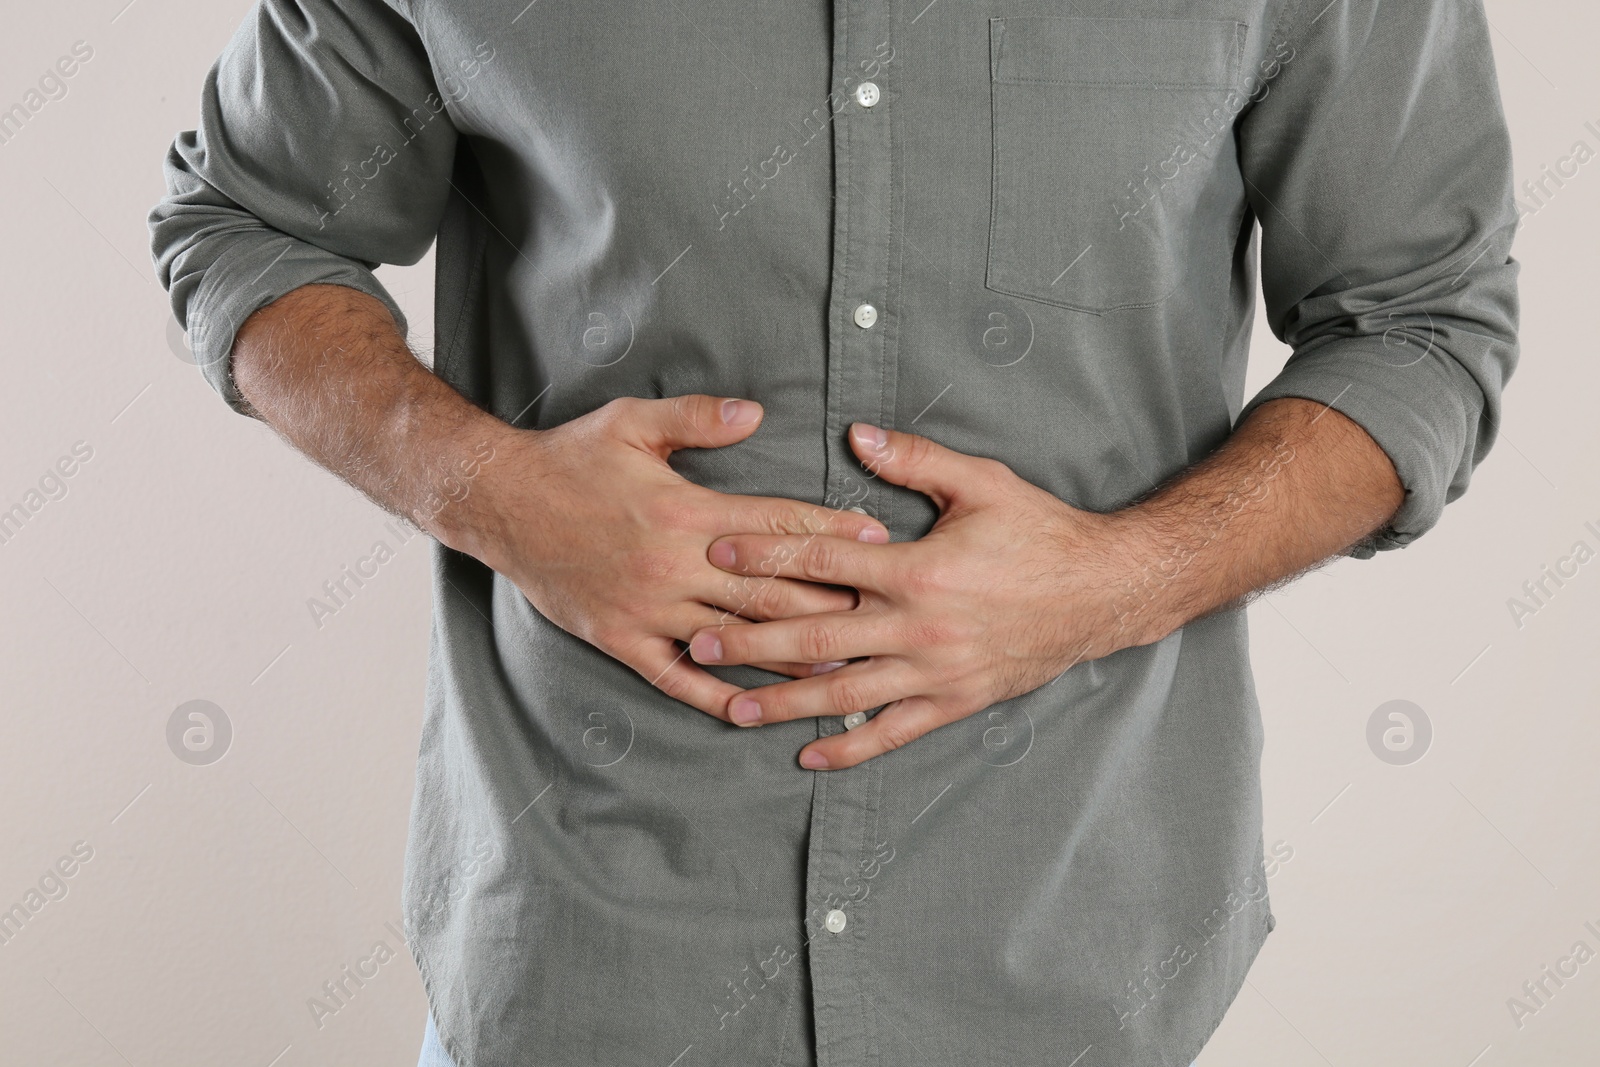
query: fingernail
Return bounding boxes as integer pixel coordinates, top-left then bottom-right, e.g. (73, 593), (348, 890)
(851, 423), (888, 451)
(857, 525), (889, 544)
(799, 749), (829, 769)
(691, 632), (723, 664)
(709, 540), (737, 567)
(811, 661), (848, 675)
(730, 697), (762, 725)
(722, 399), (760, 427)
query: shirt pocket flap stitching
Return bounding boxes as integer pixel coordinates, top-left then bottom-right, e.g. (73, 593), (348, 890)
(990, 16), (1245, 90)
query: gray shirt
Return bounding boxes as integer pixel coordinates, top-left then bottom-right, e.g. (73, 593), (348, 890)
(148, 0), (1518, 1064)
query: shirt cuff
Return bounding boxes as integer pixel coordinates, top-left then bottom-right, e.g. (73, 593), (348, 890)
(184, 232), (411, 416)
(1235, 343), (1481, 559)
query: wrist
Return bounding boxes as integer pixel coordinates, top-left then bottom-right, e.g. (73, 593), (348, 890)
(1098, 506), (1193, 649)
(402, 403), (527, 570)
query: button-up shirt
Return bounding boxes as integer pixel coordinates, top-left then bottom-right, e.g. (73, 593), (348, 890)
(149, 0), (1518, 1063)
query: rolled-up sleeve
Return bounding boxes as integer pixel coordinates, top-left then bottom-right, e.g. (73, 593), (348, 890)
(148, 0), (457, 414)
(1235, 0), (1519, 557)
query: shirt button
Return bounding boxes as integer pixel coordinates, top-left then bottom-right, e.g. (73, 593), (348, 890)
(824, 909), (848, 933)
(853, 303), (878, 329)
(843, 711), (868, 730)
(854, 81), (881, 108)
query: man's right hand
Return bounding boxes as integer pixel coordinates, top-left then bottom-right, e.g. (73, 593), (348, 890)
(449, 394), (891, 720)
(231, 286), (880, 721)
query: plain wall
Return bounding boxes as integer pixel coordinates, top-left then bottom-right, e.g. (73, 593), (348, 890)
(0, 2), (1595, 1064)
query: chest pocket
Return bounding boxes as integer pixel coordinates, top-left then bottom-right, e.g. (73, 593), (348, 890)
(986, 16), (1246, 313)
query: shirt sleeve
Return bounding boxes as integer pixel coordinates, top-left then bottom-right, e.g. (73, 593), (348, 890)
(147, 0), (457, 415)
(1235, 0), (1520, 558)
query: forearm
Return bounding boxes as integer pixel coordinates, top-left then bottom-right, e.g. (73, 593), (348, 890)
(1112, 397), (1405, 643)
(230, 283), (513, 553)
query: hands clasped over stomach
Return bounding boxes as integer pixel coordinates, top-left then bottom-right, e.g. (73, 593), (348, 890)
(491, 395), (1136, 771)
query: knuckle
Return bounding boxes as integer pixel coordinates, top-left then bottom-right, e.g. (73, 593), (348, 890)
(799, 507), (834, 537)
(715, 501), (779, 539)
(875, 719), (918, 753)
(628, 547), (681, 583)
(669, 394), (709, 432)
(902, 434), (937, 468)
(725, 575), (764, 615)
(607, 632), (657, 673)
(801, 539), (839, 580)
(601, 395), (642, 423)
(765, 539), (801, 574)
(905, 615), (952, 650)
(768, 509), (803, 536)
(828, 676), (871, 713)
(614, 595), (651, 624)
(902, 563), (945, 597)
(976, 456), (1011, 481)
(645, 496), (700, 533)
(797, 506), (837, 537)
(654, 666), (694, 703)
(799, 622), (837, 663)
(744, 579), (785, 619)
(947, 613), (982, 649)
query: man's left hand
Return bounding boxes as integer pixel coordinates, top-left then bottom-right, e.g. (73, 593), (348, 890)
(687, 422), (1166, 770)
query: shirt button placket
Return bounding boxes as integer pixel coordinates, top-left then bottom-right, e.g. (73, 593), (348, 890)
(820, 2), (896, 532)
(809, 4), (894, 1065)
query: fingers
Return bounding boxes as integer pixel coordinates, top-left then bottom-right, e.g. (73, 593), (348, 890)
(703, 571), (859, 623)
(796, 695), (951, 770)
(600, 395), (893, 542)
(848, 422), (1006, 511)
(627, 635), (746, 720)
(720, 659), (913, 726)
(714, 494), (889, 544)
(609, 394), (765, 457)
(674, 605), (849, 681)
(633, 612), (842, 715)
(706, 533), (889, 589)
(689, 611), (892, 669)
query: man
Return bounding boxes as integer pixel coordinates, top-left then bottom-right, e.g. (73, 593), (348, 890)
(149, 0), (1517, 1064)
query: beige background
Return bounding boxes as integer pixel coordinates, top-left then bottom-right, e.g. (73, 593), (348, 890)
(1, 1), (1595, 1064)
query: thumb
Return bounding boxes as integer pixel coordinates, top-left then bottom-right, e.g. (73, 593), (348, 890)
(849, 423), (992, 510)
(625, 395), (764, 456)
